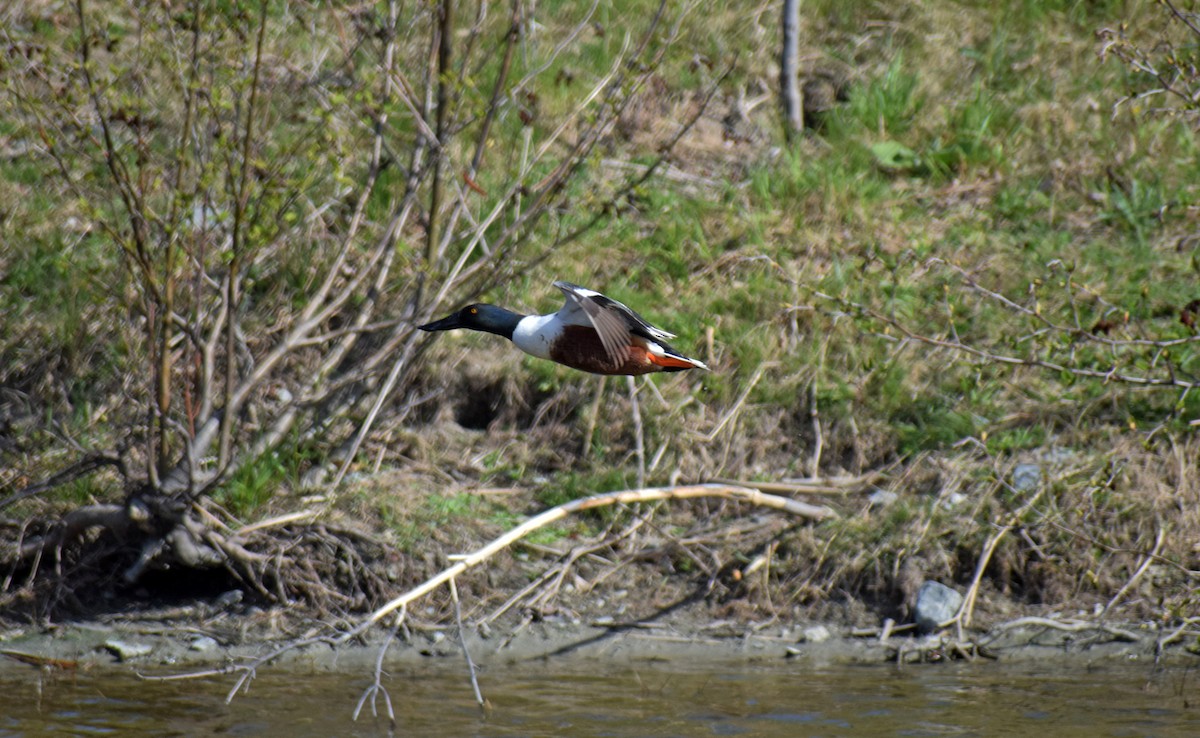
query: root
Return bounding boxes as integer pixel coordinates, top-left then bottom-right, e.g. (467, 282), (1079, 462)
(2, 500), (400, 624)
(17, 504), (131, 559)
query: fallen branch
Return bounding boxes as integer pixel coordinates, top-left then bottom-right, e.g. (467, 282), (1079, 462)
(232, 509), (321, 538)
(344, 483), (836, 638)
(993, 615), (1141, 642)
(1, 649), (81, 672)
(710, 475), (880, 496)
(145, 483), (835, 701)
(953, 522), (1011, 635)
(1156, 616), (1200, 659)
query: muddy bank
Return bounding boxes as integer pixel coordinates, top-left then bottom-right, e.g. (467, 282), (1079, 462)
(0, 613), (1188, 681)
(4, 470), (1197, 683)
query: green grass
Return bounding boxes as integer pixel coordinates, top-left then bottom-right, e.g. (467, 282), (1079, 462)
(840, 57), (925, 138)
(212, 440), (318, 519)
(8, 0), (1200, 626)
(216, 455), (287, 519)
(381, 493), (484, 551)
(538, 468), (632, 510)
(6, 0), (1200, 509)
(525, 0), (1200, 472)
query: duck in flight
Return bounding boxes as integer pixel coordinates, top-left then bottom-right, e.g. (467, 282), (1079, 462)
(418, 281), (709, 376)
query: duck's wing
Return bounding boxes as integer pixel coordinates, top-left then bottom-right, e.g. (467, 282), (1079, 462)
(554, 280), (676, 339)
(553, 281), (632, 363)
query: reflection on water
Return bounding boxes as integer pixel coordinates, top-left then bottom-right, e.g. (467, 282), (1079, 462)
(0, 656), (1196, 737)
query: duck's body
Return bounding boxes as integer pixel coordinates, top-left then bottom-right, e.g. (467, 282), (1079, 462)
(419, 281), (709, 376)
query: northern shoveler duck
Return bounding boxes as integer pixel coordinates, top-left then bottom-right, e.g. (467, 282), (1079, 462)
(418, 281), (709, 376)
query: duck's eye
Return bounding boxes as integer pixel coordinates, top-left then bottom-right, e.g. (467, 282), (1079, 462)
(469, 307), (478, 315)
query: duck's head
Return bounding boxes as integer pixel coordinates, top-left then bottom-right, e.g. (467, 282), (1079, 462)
(418, 303), (523, 339)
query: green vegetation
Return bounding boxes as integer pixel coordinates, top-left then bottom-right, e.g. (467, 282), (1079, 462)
(3, 0), (1198, 625)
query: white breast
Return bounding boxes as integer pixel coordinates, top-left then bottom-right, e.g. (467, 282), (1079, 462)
(511, 314), (560, 360)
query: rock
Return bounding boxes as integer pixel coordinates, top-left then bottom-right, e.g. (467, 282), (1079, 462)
(867, 488), (898, 507)
(214, 589), (244, 608)
(1041, 447), (1075, 466)
(801, 625), (831, 643)
(104, 639), (154, 662)
(913, 581), (963, 634)
(940, 491), (967, 510)
(189, 636), (219, 652)
(1012, 463), (1042, 492)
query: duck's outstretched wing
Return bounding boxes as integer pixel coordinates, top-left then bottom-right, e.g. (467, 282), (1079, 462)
(553, 281), (708, 373)
(553, 281), (632, 364)
(555, 279), (677, 332)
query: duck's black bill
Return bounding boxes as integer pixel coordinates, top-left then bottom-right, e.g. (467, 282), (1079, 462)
(418, 313), (462, 332)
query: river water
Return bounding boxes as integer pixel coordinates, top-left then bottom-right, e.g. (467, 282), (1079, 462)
(1, 657), (1196, 736)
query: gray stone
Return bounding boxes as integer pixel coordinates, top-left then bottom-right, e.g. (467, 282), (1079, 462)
(214, 589), (244, 608)
(913, 581), (963, 633)
(1012, 463), (1042, 492)
(801, 625), (832, 643)
(867, 488), (898, 507)
(1041, 447), (1075, 466)
(940, 491), (967, 510)
(104, 639), (154, 661)
(189, 636), (220, 652)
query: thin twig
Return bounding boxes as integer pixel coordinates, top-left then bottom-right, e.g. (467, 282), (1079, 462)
(352, 610), (400, 728)
(628, 376), (645, 489)
(450, 577), (486, 709)
(820, 291), (1200, 390)
(697, 363), (772, 442)
(951, 483), (1046, 635)
(1101, 524), (1165, 618)
(0, 454), (124, 511)
(582, 376), (607, 459)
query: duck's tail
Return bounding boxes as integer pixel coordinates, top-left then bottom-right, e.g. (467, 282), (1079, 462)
(647, 344), (709, 372)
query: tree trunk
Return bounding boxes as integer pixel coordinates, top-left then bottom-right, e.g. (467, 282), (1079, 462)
(780, 0), (803, 140)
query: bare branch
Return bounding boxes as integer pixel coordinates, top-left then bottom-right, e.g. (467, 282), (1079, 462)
(0, 454), (126, 512)
(347, 484), (836, 636)
(820, 291), (1200, 390)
